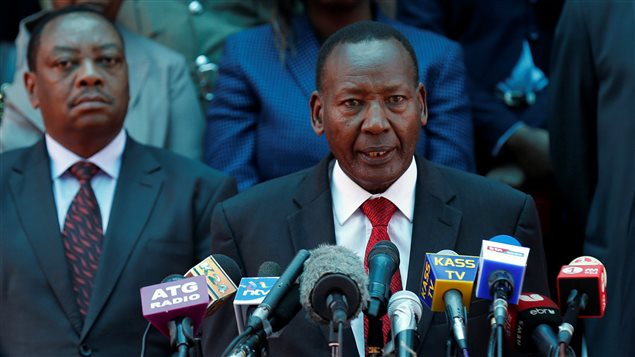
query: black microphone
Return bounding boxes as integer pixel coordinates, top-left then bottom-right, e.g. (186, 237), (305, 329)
(300, 245), (368, 326)
(505, 292), (576, 357)
(366, 240), (400, 319)
(229, 283), (301, 357)
(246, 249), (310, 334)
(386, 290), (422, 357)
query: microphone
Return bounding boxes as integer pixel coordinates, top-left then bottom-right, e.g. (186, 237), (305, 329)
(140, 274), (209, 352)
(245, 249), (310, 334)
(475, 235), (530, 327)
(229, 282), (302, 357)
(419, 250), (479, 351)
(556, 256), (607, 347)
(233, 261), (282, 333)
(185, 254), (241, 316)
(505, 292), (576, 357)
(299, 245), (369, 326)
(387, 290), (423, 357)
(366, 240), (400, 318)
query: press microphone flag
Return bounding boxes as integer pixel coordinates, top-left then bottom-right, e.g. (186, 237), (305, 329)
(557, 256), (607, 318)
(419, 251), (479, 312)
(233, 262), (281, 333)
(505, 292), (562, 354)
(185, 254), (240, 316)
(140, 275), (209, 337)
(475, 235), (529, 305)
(419, 250), (479, 351)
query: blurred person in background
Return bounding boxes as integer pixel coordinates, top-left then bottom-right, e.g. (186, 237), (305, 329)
(0, 0), (205, 160)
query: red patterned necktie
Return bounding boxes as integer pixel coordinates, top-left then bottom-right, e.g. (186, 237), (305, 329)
(361, 197), (403, 354)
(62, 161), (103, 318)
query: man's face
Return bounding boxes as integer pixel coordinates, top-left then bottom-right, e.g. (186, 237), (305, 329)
(24, 13), (129, 150)
(52, 0), (123, 21)
(310, 38), (427, 193)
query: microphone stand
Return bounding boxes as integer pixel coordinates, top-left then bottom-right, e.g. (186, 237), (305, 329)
(367, 316), (384, 357)
(169, 317), (195, 357)
(328, 320), (344, 357)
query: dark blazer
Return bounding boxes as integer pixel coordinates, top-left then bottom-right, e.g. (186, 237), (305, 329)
(202, 155), (549, 356)
(203, 11), (475, 191)
(549, 1), (635, 355)
(0, 138), (237, 356)
(398, 0), (563, 155)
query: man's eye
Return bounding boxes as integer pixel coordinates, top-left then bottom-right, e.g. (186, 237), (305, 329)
(99, 56), (120, 66)
(387, 95), (405, 104)
(344, 99), (361, 107)
(55, 60), (74, 70)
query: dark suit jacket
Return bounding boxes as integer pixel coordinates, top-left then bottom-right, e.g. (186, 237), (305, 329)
(549, 1), (635, 355)
(0, 137), (237, 356)
(398, 0), (563, 155)
(202, 155), (549, 356)
(204, 11), (475, 191)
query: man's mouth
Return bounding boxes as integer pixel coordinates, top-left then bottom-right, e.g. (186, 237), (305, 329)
(367, 151), (388, 158)
(361, 147), (394, 160)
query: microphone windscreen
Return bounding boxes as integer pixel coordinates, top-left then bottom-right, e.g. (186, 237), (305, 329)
(490, 235), (521, 246)
(257, 261), (282, 277)
(388, 290), (423, 335)
(300, 245), (369, 324)
(213, 254), (243, 285)
(185, 255), (240, 316)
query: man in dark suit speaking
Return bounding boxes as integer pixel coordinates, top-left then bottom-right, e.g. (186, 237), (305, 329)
(0, 7), (236, 356)
(203, 21), (549, 356)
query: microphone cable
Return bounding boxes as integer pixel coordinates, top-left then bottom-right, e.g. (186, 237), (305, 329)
(220, 326), (254, 357)
(140, 321), (152, 357)
(487, 306), (495, 357)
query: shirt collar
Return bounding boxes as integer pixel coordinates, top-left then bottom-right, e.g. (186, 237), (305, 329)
(46, 129), (127, 179)
(331, 157), (418, 226)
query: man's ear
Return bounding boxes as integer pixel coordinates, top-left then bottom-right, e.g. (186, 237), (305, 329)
(310, 91), (324, 135)
(24, 71), (40, 109)
(417, 83), (428, 127)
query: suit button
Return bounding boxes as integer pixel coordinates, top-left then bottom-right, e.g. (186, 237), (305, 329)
(78, 343), (92, 356)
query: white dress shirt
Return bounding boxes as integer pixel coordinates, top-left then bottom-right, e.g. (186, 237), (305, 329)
(46, 130), (126, 234)
(331, 158), (418, 357)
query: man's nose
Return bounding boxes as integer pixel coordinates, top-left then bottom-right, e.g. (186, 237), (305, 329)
(76, 60), (103, 87)
(361, 101), (390, 133)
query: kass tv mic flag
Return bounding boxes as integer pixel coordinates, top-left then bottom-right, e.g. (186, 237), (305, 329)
(419, 250), (479, 351)
(140, 275), (209, 338)
(419, 251), (479, 312)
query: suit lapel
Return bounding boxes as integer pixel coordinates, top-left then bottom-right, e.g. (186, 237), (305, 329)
(286, 156), (358, 356)
(8, 140), (84, 335)
(81, 138), (163, 336)
(287, 157), (336, 252)
(284, 16), (321, 99)
(406, 157), (462, 341)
